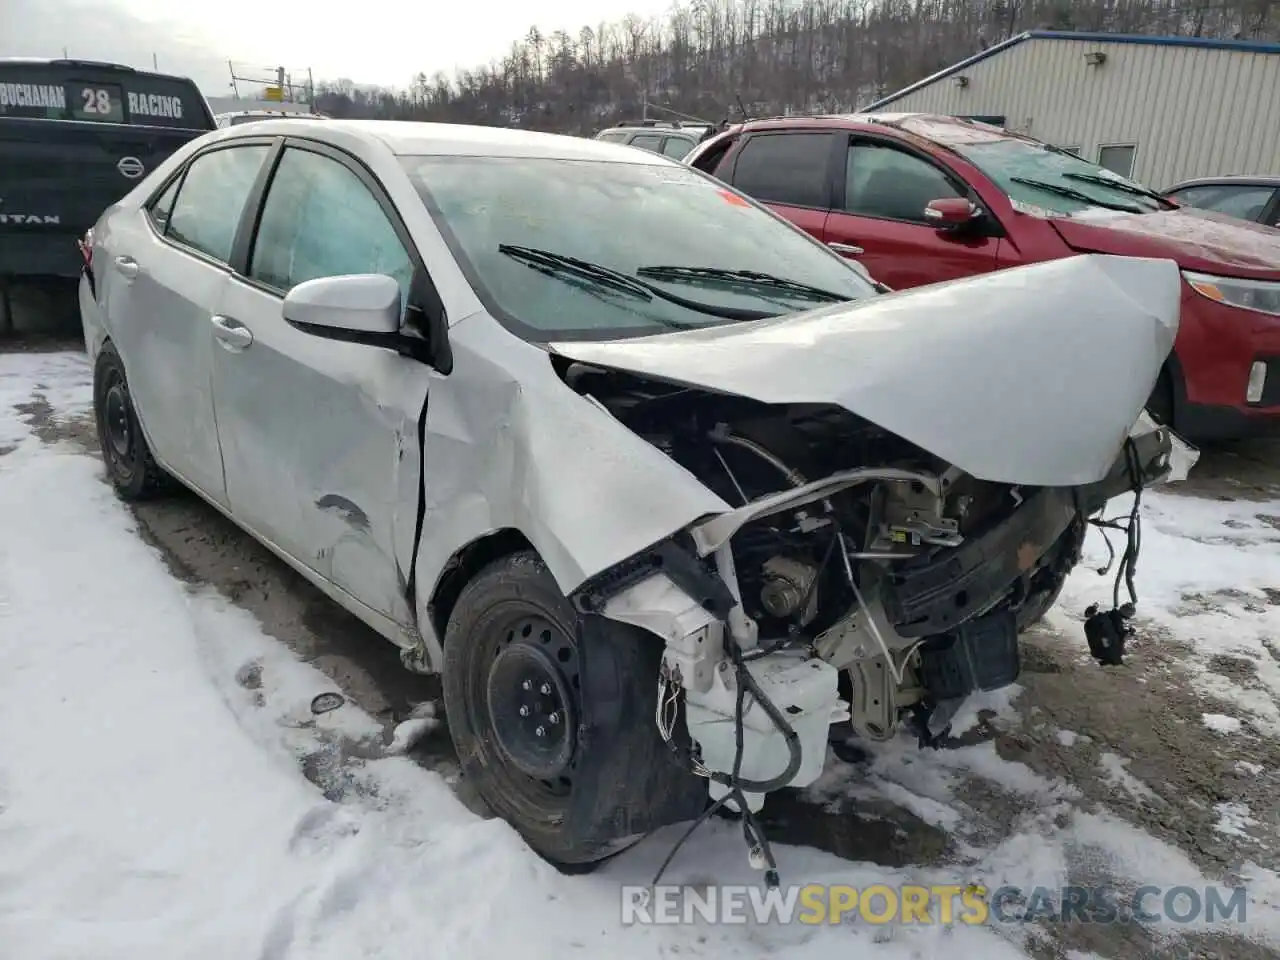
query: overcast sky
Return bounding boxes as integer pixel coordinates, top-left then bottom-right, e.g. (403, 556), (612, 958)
(1, 0), (673, 93)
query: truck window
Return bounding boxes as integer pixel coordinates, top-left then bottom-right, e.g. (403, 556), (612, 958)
(0, 60), (213, 129)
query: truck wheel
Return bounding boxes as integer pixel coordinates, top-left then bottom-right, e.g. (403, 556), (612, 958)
(93, 342), (170, 500)
(441, 550), (666, 867)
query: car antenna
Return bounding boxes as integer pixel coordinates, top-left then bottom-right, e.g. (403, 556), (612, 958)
(736, 94), (752, 121)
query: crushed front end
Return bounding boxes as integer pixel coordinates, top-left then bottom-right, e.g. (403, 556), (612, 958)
(564, 363), (1194, 876)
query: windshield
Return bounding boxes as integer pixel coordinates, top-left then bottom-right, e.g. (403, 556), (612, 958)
(401, 156), (876, 340)
(953, 137), (1166, 216)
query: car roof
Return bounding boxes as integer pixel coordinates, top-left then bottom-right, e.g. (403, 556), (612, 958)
(1164, 175), (1280, 191)
(718, 112), (1011, 144)
(214, 118), (680, 163)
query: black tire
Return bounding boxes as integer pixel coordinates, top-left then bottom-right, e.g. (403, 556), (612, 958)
(441, 550), (665, 868)
(1016, 569), (1069, 631)
(1145, 367), (1176, 429)
(1016, 519), (1086, 632)
(93, 342), (171, 500)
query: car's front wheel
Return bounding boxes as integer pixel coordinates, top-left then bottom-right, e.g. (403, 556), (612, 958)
(93, 342), (170, 500)
(441, 550), (700, 868)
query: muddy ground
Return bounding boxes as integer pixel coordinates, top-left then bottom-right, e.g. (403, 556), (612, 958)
(6, 340), (1280, 960)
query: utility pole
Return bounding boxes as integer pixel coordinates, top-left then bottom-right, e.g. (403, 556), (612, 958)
(226, 62), (314, 105)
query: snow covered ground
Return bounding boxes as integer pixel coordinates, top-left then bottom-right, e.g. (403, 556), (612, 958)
(2, 350), (1279, 960)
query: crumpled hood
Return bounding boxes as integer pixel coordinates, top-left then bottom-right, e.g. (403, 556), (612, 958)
(550, 254), (1181, 488)
(1052, 208), (1280, 280)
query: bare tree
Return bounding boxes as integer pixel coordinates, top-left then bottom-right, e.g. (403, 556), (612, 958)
(315, 0), (1277, 132)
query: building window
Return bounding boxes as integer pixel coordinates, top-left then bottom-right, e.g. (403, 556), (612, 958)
(1098, 144), (1137, 178)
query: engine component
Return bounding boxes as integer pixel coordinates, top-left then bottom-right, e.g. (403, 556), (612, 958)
(600, 571), (724, 694)
(915, 609), (1021, 701)
(683, 650), (844, 813)
(1083, 603), (1133, 666)
(758, 556), (820, 624)
(882, 486), (1079, 638)
(814, 581), (916, 666)
(847, 655), (897, 741)
(867, 475), (964, 551)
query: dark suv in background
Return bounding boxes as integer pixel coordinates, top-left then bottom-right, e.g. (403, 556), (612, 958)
(686, 113), (1280, 441)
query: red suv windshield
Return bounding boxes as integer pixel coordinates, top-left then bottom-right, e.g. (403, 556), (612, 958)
(951, 136), (1167, 216)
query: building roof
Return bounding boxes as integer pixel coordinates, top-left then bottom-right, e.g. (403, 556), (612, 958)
(863, 30), (1280, 111)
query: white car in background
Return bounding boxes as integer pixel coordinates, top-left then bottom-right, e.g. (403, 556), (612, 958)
(77, 118), (1189, 872)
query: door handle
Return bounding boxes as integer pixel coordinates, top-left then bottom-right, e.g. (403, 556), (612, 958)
(113, 256), (139, 280)
(210, 314), (254, 350)
(828, 242), (865, 256)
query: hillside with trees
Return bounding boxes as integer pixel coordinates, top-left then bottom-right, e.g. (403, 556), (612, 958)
(314, 0), (1277, 132)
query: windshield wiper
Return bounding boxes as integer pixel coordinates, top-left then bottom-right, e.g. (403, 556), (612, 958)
(1009, 176), (1145, 213)
(499, 244), (654, 301)
(1061, 172), (1168, 205)
(498, 244), (774, 321)
(635, 265), (853, 303)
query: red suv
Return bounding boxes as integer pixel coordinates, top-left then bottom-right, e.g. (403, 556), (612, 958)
(687, 114), (1280, 441)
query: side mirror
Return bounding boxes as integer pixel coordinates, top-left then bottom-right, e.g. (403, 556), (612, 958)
(283, 273), (402, 335)
(924, 197), (981, 229)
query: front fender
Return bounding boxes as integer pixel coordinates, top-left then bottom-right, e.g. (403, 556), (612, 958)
(411, 313), (731, 669)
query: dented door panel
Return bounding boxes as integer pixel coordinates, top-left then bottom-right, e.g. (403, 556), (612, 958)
(210, 274), (427, 625)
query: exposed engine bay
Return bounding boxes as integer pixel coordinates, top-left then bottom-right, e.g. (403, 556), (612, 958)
(560, 358), (1185, 842)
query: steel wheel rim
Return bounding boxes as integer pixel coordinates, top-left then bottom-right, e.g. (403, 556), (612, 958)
(478, 607), (582, 801)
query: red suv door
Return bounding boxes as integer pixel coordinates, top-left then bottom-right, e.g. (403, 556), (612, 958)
(825, 134), (1001, 290)
(719, 130), (837, 243)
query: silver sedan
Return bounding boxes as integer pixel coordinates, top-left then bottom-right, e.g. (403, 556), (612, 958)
(79, 118), (1191, 871)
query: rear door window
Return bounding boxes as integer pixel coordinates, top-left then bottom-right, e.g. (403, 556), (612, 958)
(166, 145), (270, 262)
(730, 132), (834, 209)
(0, 61), (212, 129)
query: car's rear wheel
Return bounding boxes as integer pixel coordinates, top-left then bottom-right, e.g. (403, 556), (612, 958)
(441, 550), (682, 868)
(93, 342), (170, 500)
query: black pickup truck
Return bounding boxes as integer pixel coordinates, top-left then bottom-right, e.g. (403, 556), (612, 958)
(1, 59), (215, 330)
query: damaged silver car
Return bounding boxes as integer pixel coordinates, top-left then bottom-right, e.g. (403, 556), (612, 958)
(79, 119), (1196, 876)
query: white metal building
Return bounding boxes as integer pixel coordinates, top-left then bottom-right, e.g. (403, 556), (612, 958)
(863, 31), (1280, 189)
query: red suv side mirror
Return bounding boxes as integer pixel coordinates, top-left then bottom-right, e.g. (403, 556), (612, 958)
(924, 197), (980, 228)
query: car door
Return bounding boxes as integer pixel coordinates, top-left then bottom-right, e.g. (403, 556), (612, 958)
(209, 140), (431, 624)
(106, 140), (272, 505)
(724, 131), (836, 242)
(825, 136), (1000, 290)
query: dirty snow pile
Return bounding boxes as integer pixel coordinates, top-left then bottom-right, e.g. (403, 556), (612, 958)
(1, 351), (1278, 960)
